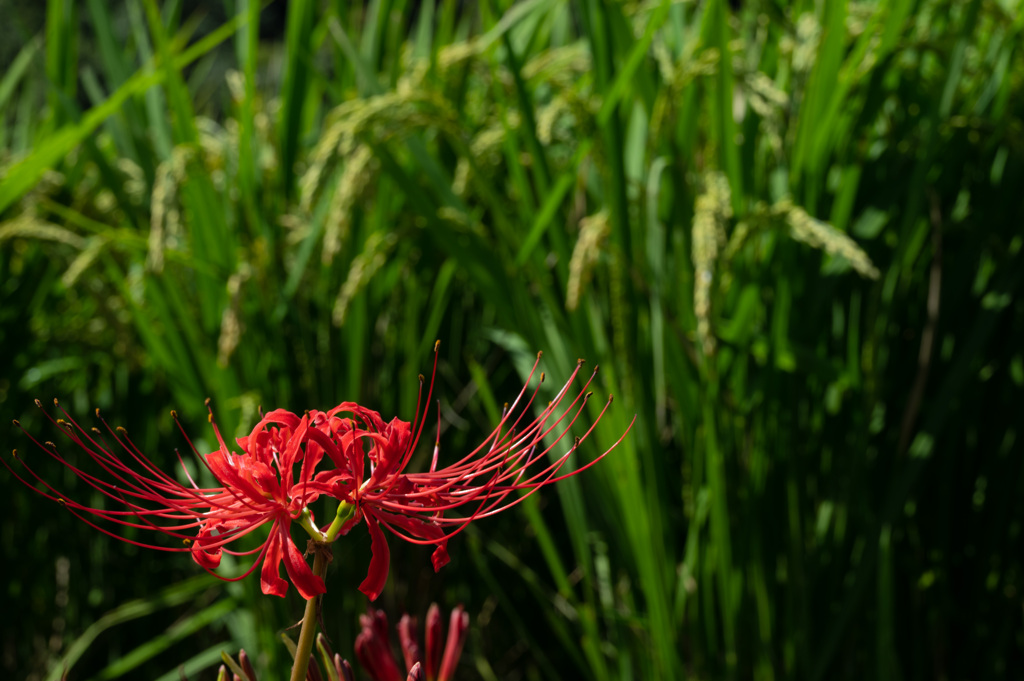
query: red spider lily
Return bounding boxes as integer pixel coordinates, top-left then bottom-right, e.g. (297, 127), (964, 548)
(5, 400), (341, 600)
(7, 344), (633, 602)
(307, 348), (634, 600)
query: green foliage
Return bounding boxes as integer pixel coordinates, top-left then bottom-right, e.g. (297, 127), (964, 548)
(2, 0), (1023, 679)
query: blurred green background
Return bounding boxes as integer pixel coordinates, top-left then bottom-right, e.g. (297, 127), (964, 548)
(2, 0), (1022, 679)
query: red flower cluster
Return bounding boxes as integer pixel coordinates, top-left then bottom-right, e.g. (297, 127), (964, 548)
(7, 348), (632, 600)
(356, 604), (468, 681)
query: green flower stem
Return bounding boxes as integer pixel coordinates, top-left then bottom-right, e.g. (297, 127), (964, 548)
(289, 507), (340, 681)
(289, 546), (329, 681)
(325, 501), (355, 542)
(297, 506), (326, 541)
(285, 502), (354, 680)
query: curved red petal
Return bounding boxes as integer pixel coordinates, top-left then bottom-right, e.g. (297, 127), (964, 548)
(280, 524), (326, 600)
(260, 521), (289, 597)
(359, 512), (390, 601)
(430, 544), (450, 572)
(191, 536), (222, 569)
(280, 414), (310, 482)
(262, 409), (302, 430)
(306, 427), (345, 470)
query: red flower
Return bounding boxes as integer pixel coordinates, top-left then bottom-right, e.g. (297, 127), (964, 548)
(6, 400), (340, 600)
(7, 345), (633, 603)
(307, 347), (634, 600)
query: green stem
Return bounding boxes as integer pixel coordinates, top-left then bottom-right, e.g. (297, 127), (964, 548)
(287, 502), (352, 680)
(325, 501), (355, 542)
(289, 546), (329, 681)
(297, 506), (326, 541)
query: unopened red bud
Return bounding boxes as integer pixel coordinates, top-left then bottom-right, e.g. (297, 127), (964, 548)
(407, 662), (425, 681)
(239, 649), (257, 680)
(216, 664), (228, 681)
(317, 632), (336, 661)
(336, 655), (354, 681)
(398, 614), (422, 672)
(437, 606), (469, 681)
(306, 654), (322, 681)
(424, 603), (443, 681)
(372, 609), (390, 642)
(355, 622), (403, 681)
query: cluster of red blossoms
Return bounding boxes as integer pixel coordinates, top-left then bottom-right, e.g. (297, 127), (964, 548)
(6, 347), (632, 601)
(355, 604), (468, 681)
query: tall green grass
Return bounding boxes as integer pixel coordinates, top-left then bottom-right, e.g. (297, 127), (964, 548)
(2, 1), (1022, 679)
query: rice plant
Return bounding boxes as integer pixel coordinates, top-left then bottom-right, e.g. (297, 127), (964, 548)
(2, 0), (1022, 679)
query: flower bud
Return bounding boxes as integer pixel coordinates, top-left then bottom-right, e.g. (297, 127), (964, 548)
(438, 606), (469, 681)
(398, 614), (422, 672)
(355, 609), (403, 681)
(424, 603), (443, 681)
(239, 649), (257, 681)
(407, 661), (425, 681)
(306, 654), (322, 681)
(337, 656), (355, 681)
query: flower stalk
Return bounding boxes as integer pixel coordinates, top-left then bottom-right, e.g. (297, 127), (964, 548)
(290, 540), (332, 681)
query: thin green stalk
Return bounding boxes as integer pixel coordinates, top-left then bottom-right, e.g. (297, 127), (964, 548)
(289, 545), (330, 681)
